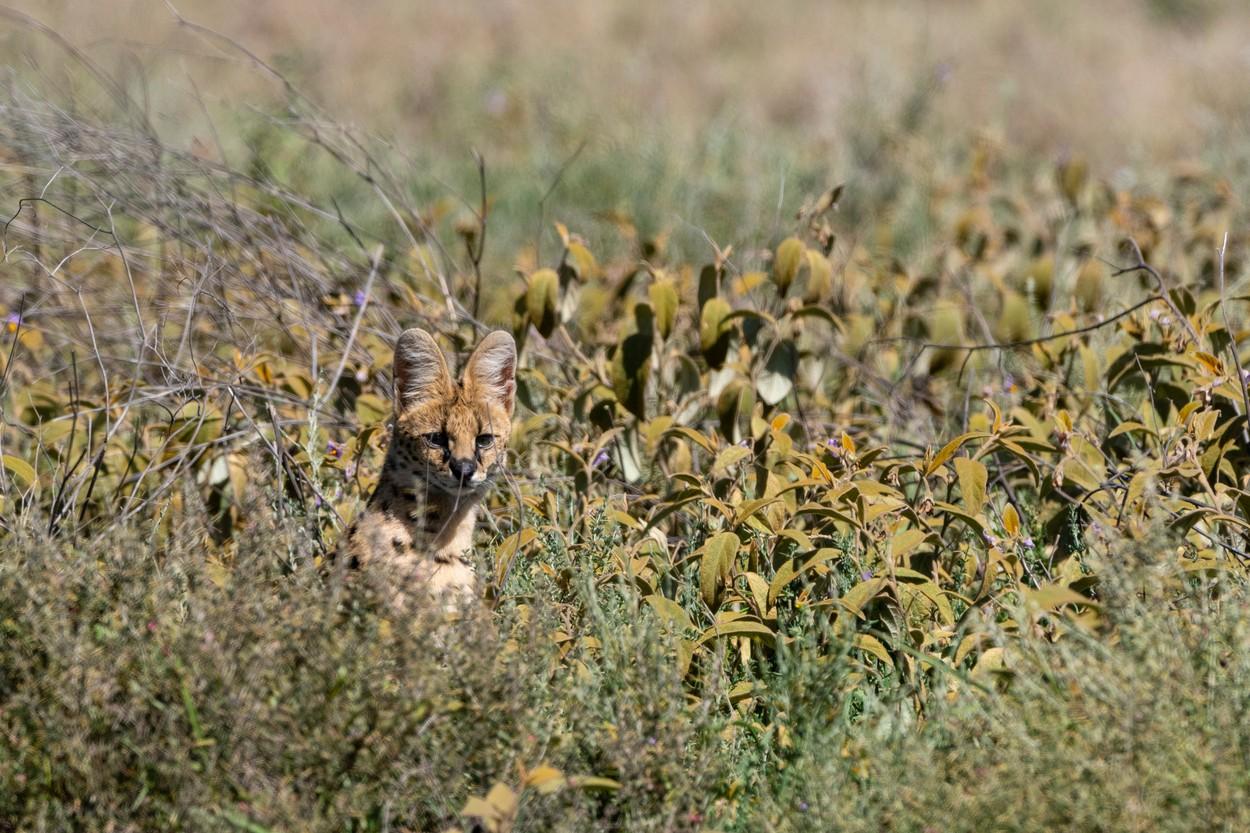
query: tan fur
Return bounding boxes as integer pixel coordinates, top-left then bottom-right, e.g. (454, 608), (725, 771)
(343, 329), (516, 607)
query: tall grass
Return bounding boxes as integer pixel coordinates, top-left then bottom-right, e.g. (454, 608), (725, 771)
(3, 492), (1248, 831)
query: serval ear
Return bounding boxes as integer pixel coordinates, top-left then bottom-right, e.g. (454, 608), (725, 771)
(393, 328), (453, 411)
(462, 330), (517, 416)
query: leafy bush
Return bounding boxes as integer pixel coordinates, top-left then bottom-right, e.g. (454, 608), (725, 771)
(3, 16), (1250, 831)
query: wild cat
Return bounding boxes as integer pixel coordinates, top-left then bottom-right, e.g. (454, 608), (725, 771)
(343, 328), (516, 606)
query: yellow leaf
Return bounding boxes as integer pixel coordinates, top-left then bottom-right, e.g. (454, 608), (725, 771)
(524, 765), (565, 795)
(971, 646), (1007, 679)
(839, 577), (887, 619)
(804, 249), (834, 301)
(565, 775), (622, 792)
(494, 528), (540, 589)
(711, 445), (752, 477)
(1002, 504), (1020, 538)
(696, 619), (775, 646)
(772, 237), (803, 293)
(645, 595), (694, 632)
(1193, 351), (1223, 375)
(889, 528), (927, 560)
(1024, 584), (1099, 612)
(648, 278), (679, 339)
(485, 782), (518, 817)
(926, 431), (988, 475)
(354, 393), (389, 426)
(1, 455), (37, 490)
(854, 633), (892, 665)
(699, 297), (732, 353)
(953, 457), (988, 515)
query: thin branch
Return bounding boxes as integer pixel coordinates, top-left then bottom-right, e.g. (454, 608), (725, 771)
(1216, 232), (1250, 446)
(326, 245), (383, 398)
(1113, 237), (1202, 346)
(534, 139), (587, 264)
(872, 294), (1161, 354)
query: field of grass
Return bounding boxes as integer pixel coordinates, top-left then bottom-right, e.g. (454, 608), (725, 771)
(3, 2), (1250, 831)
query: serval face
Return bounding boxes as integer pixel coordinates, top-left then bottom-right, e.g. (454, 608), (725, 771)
(389, 328), (516, 496)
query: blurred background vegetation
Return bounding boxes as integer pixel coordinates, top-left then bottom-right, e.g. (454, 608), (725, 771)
(3, 1), (1250, 831)
(9, 0), (1250, 278)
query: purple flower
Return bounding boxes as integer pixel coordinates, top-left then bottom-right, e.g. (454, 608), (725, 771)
(352, 289), (367, 307)
(799, 801), (810, 813)
(326, 439), (344, 459)
(592, 450), (610, 468)
(861, 569), (874, 581)
(4, 312), (21, 332)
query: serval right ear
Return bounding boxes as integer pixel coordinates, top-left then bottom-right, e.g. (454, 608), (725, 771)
(462, 330), (517, 416)
(393, 328), (454, 411)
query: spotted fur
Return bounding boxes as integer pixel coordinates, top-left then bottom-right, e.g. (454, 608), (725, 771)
(344, 328), (516, 606)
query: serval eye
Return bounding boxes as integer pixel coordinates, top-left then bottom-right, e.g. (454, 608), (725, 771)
(476, 433), (495, 449)
(424, 432), (449, 448)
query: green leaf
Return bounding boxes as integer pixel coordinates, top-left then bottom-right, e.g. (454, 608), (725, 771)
(648, 278), (679, 339)
(527, 268), (560, 337)
(700, 297), (733, 367)
(716, 381), (755, 445)
(219, 809), (276, 833)
(773, 237), (803, 294)
(1, 454), (37, 490)
(699, 531), (739, 607)
(610, 331), (653, 420)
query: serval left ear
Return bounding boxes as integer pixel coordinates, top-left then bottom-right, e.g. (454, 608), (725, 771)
(393, 328), (455, 411)
(462, 331), (517, 417)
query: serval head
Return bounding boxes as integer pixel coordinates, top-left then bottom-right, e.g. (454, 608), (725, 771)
(388, 328), (516, 495)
